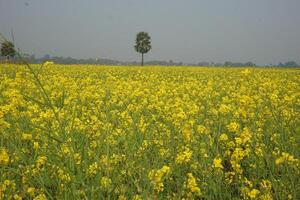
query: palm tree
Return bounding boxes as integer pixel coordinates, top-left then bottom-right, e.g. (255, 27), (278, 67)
(134, 32), (151, 66)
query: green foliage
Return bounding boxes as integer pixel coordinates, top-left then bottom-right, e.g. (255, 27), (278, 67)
(1, 41), (16, 59)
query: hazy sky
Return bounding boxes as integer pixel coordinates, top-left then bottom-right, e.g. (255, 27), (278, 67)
(0, 0), (299, 65)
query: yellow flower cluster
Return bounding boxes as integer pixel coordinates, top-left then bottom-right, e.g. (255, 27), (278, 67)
(185, 173), (201, 197)
(213, 157), (224, 169)
(0, 149), (9, 165)
(36, 156), (47, 169)
(148, 165), (170, 192)
(275, 152), (299, 166)
(175, 147), (193, 164)
(100, 176), (112, 190)
(227, 122), (239, 133)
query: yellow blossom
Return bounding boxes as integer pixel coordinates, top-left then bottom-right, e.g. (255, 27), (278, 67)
(100, 176), (112, 190)
(33, 142), (39, 150)
(27, 187), (35, 197)
(87, 162), (98, 176)
(148, 165), (170, 192)
(176, 147), (193, 164)
(213, 157), (224, 169)
(219, 133), (228, 142)
(248, 189), (260, 199)
(275, 152), (299, 166)
(186, 173), (201, 196)
(36, 156), (47, 169)
(0, 148), (9, 165)
(33, 193), (47, 200)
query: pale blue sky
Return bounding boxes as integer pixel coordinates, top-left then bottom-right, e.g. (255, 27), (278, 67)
(0, 0), (299, 65)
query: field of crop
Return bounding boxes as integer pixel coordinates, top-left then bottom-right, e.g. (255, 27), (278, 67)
(0, 64), (299, 199)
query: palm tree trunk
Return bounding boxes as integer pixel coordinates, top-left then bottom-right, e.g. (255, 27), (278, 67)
(141, 53), (144, 66)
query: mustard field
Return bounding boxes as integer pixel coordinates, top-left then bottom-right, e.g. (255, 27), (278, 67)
(0, 64), (299, 199)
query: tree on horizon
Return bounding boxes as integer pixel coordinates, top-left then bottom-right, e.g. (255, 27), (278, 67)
(134, 32), (151, 66)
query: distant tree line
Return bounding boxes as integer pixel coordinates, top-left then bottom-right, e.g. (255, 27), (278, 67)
(1, 53), (299, 67)
(278, 61), (299, 68)
(0, 40), (298, 67)
(1, 37), (299, 67)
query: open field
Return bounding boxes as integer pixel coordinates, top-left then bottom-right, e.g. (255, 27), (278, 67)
(0, 64), (299, 199)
